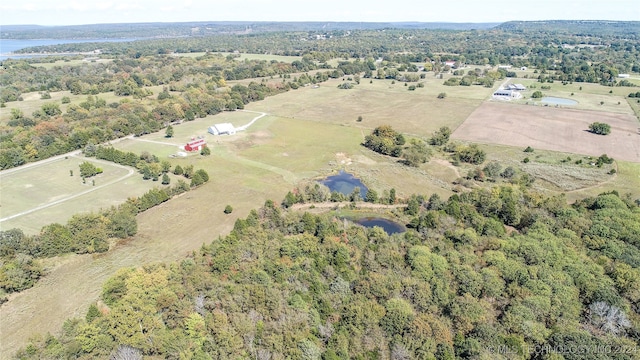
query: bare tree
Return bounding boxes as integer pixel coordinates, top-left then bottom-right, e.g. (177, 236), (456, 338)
(588, 302), (631, 335)
(194, 293), (206, 316)
(391, 343), (411, 360)
(257, 348), (273, 360)
(110, 345), (142, 360)
(318, 321), (334, 344)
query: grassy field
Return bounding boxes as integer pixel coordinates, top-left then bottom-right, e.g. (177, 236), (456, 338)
(0, 155), (167, 233)
(241, 75), (498, 137)
(480, 143), (640, 201)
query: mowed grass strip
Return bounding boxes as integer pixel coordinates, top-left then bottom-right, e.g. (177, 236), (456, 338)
(0, 156), (164, 233)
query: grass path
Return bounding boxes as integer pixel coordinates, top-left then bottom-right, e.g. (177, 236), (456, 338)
(0, 155), (135, 222)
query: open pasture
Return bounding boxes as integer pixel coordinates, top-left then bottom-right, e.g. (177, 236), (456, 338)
(453, 101), (640, 163)
(0, 155), (162, 233)
(242, 76), (497, 138)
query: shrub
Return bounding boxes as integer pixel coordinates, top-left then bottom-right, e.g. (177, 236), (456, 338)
(429, 126), (451, 146)
(455, 144), (486, 165)
(588, 122), (611, 135)
(501, 166), (516, 178)
(437, 92), (447, 99)
(522, 157), (530, 163)
(524, 146), (534, 153)
(224, 205), (233, 214)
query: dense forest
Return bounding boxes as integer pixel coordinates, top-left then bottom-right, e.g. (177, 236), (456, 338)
(15, 188), (640, 359)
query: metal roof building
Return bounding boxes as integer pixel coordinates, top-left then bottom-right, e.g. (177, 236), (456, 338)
(208, 123), (236, 135)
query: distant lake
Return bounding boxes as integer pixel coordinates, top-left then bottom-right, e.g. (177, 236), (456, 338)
(321, 171), (368, 199)
(0, 38), (138, 60)
(355, 217), (406, 235)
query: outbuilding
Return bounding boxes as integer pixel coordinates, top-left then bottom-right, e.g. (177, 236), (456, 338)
(208, 123), (236, 135)
(492, 89), (522, 99)
(184, 138), (207, 152)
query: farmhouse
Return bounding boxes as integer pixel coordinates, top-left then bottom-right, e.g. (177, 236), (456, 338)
(184, 138), (207, 152)
(208, 123), (236, 136)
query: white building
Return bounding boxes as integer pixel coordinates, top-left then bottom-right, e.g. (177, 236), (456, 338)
(618, 74), (630, 78)
(507, 84), (527, 91)
(208, 123), (236, 135)
(493, 89), (522, 100)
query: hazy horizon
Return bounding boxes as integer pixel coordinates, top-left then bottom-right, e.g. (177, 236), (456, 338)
(1, 0), (637, 27)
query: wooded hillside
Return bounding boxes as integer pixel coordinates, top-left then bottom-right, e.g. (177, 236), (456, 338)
(16, 188), (640, 359)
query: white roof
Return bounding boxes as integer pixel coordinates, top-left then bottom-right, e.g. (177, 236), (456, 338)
(210, 123), (235, 134)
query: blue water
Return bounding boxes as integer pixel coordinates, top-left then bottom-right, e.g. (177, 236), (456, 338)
(321, 171), (368, 198)
(355, 217), (406, 235)
(541, 97), (578, 105)
(0, 38), (138, 60)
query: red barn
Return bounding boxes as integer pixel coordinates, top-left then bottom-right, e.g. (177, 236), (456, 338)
(184, 138), (206, 152)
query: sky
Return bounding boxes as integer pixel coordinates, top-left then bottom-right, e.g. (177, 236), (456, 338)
(0, 0), (638, 26)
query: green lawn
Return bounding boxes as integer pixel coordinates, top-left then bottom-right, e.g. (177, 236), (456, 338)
(0, 156), (163, 233)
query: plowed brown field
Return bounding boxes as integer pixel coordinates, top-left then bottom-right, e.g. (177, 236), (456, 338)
(453, 102), (640, 163)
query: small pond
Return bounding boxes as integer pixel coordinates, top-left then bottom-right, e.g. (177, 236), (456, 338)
(540, 97), (578, 106)
(355, 217), (406, 235)
(321, 170), (368, 198)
